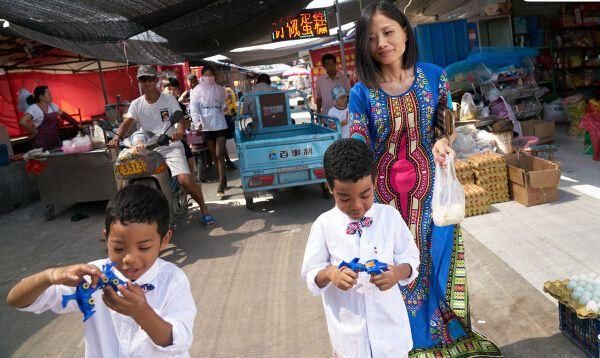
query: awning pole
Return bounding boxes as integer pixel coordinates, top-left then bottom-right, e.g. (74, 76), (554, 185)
(97, 60), (109, 106)
(335, 0), (347, 76)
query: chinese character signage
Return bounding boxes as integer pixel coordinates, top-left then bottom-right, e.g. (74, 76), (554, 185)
(272, 9), (329, 42)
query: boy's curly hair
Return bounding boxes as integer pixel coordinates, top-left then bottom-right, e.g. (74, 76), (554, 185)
(105, 185), (170, 238)
(324, 138), (375, 188)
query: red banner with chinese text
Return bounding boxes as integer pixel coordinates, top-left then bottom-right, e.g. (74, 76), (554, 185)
(309, 41), (356, 103)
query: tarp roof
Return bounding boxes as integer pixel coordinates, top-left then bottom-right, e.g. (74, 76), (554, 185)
(0, 35), (129, 73)
(0, 0), (482, 67)
(0, 0), (313, 64)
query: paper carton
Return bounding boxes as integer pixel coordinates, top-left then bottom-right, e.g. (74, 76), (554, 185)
(520, 120), (555, 144)
(505, 153), (561, 206)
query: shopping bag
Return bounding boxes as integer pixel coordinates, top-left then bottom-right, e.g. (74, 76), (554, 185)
(432, 153), (465, 226)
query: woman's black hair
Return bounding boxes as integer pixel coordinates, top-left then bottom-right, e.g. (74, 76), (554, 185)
(201, 65), (216, 76)
(355, 1), (418, 88)
(33, 85), (49, 103)
(105, 185), (171, 238)
(323, 138), (375, 188)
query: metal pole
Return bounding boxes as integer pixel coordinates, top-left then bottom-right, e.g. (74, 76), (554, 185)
(358, 0), (363, 11)
(97, 60), (109, 106)
(335, 0), (347, 77)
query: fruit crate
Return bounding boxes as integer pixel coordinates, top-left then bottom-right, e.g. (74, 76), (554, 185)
(559, 302), (600, 357)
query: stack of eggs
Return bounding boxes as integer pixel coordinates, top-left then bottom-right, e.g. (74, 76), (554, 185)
(467, 152), (510, 204)
(566, 273), (600, 314)
(455, 159), (475, 185)
(464, 183), (491, 217)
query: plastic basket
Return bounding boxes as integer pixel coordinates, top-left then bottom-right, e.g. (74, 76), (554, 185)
(558, 302), (600, 358)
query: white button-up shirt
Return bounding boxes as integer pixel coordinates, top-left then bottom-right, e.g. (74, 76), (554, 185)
(20, 258), (196, 358)
(301, 203), (420, 358)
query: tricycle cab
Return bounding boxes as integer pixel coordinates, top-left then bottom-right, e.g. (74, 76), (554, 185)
(235, 90), (341, 208)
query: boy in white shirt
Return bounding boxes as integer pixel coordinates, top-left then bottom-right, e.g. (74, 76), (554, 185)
(301, 138), (420, 358)
(7, 185), (196, 357)
(327, 86), (350, 138)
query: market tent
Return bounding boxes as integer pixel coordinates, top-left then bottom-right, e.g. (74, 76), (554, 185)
(0, 0), (313, 64)
(0, 35), (144, 137)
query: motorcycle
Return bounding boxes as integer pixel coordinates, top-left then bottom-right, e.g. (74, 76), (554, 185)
(98, 116), (190, 225)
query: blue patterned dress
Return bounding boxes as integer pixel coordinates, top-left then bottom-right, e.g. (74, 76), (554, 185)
(349, 62), (501, 356)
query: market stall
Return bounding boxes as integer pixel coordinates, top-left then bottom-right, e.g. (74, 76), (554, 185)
(37, 148), (117, 220)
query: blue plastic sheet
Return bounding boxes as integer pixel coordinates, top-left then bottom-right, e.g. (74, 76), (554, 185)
(445, 47), (540, 80)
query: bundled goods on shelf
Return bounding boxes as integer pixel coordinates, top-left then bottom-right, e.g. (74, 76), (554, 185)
(467, 152), (510, 203)
(455, 159), (474, 185)
(464, 183), (491, 217)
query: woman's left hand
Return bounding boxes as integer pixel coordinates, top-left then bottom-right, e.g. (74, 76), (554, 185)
(433, 137), (454, 168)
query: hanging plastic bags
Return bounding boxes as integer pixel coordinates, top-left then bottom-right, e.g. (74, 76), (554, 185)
(432, 153), (466, 227)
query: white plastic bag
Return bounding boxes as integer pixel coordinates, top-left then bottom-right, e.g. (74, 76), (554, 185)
(432, 153), (465, 227)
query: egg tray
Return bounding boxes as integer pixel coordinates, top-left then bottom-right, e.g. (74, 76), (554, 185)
(467, 152), (507, 170)
(457, 174), (475, 185)
(544, 280), (600, 319)
(464, 184), (491, 217)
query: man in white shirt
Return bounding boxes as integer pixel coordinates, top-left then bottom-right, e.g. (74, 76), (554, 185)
(7, 185), (197, 357)
(301, 139), (420, 358)
(108, 65), (215, 227)
(315, 53), (351, 114)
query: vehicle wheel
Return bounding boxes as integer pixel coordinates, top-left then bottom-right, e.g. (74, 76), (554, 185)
(44, 204), (56, 221)
(321, 183), (331, 199)
(244, 192), (254, 209)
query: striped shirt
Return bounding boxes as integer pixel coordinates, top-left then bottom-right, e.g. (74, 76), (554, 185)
(315, 71), (350, 114)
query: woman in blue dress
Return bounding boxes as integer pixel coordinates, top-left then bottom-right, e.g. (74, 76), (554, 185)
(349, 2), (501, 356)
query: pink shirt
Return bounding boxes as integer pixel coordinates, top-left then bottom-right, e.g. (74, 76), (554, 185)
(315, 71), (350, 114)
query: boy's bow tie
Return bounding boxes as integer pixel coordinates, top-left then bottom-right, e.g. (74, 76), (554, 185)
(346, 217), (373, 237)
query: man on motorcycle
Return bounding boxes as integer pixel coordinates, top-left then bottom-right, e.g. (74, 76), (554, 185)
(108, 65), (216, 228)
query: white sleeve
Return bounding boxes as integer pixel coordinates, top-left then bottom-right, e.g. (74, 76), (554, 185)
(189, 89), (203, 125)
(25, 105), (42, 126)
(301, 219), (332, 296)
(149, 271), (197, 353)
(391, 210), (420, 286)
(17, 284), (78, 315)
(124, 98), (139, 120)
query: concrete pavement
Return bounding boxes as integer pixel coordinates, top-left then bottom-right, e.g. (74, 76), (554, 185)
(0, 135), (593, 357)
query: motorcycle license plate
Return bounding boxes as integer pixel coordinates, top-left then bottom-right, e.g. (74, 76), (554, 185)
(116, 160), (146, 176)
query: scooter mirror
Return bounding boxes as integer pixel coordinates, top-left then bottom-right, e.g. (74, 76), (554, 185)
(169, 111), (183, 125)
(157, 134), (170, 146)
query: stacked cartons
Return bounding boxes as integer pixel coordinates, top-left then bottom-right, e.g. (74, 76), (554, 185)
(464, 183), (491, 217)
(467, 152), (510, 204)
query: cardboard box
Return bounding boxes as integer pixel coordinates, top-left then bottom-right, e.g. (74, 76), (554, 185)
(520, 120), (555, 144)
(505, 154), (561, 206)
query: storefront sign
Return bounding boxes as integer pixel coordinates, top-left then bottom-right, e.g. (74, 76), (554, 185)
(272, 9), (329, 42)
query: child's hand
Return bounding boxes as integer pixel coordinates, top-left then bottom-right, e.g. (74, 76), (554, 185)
(330, 266), (358, 291)
(369, 264), (412, 291)
(102, 283), (149, 318)
(46, 264), (104, 288)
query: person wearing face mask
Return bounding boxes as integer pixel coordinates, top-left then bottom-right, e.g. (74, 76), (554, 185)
(348, 2), (500, 357)
(189, 65), (229, 199)
(19, 85), (84, 150)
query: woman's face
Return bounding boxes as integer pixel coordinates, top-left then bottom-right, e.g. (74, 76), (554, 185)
(203, 69), (215, 78)
(368, 11), (407, 66)
(41, 89), (52, 103)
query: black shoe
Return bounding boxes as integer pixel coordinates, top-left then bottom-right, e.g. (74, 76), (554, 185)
(226, 161), (237, 170)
